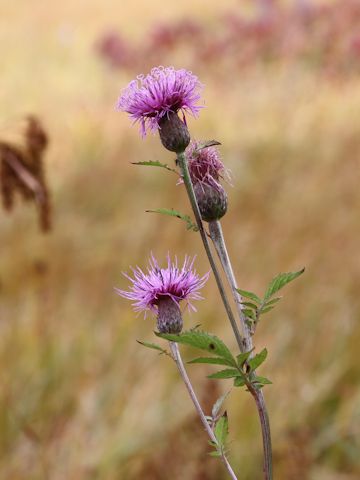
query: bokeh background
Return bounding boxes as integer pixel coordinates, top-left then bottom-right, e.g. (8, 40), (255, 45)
(1, 0), (360, 478)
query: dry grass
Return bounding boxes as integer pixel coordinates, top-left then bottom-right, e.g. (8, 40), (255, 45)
(0, 1), (359, 479)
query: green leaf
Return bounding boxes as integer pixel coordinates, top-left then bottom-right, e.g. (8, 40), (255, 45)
(252, 375), (272, 389)
(212, 391), (230, 419)
(259, 306), (275, 314)
(245, 318), (253, 328)
(209, 450), (222, 457)
(131, 160), (177, 174)
(236, 289), (261, 304)
(136, 340), (168, 355)
(188, 357), (234, 367)
(264, 268), (305, 300)
(146, 208), (198, 232)
(214, 412), (228, 447)
(248, 348), (268, 371)
(243, 308), (256, 320)
(236, 350), (253, 368)
(241, 301), (258, 310)
(208, 369), (240, 380)
(234, 377), (246, 387)
(264, 297), (282, 307)
(156, 331), (236, 366)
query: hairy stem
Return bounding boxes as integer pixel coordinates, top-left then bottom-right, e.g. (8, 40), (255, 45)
(169, 342), (239, 480)
(209, 220), (273, 480)
(176, 152), (244, 350)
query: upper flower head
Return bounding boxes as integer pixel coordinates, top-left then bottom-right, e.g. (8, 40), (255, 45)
(185, 140), (231, 191)
(115, 253), (209, 316)
(116, 66), (203, 136)
(183, 141), (231, 222)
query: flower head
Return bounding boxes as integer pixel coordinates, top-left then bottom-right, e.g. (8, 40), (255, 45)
(116, 66), (203, 137)
(116, 254), (209, 316)
(183, 141), (230, 222)
(185, 140), (231, 191)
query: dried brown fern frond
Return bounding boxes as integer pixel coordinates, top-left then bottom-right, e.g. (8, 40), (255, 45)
(0, 116), (52, 232)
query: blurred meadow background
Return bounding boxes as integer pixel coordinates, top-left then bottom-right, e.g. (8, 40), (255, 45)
(1, 0), (360, 478)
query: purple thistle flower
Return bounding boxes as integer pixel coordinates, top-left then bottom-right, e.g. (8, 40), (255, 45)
(116, 253), (209, 318)
(116, 66), (203, 137)
(181, 141), (230, 222)
(185, 140), (231, 191)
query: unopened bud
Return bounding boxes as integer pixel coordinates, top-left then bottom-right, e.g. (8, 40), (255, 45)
(194, 182), (228, 222)
(158, 112), (190, 153)
(157, 296), (183, 334)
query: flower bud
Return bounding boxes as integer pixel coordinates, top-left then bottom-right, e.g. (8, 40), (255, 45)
(157, 296), (183, 334)
(158, 112), (190, 153)
(194, 182), (228, 222)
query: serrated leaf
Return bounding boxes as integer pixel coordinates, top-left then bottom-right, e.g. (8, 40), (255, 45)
(264, 268), (305, 300)
(156, 331), (236, 366)
(131, 160), (177, 174)
(214, 412), (228, 447)
(236, 350), (253, 367)
(208, 369), (240, 380)
(188, 357), (234, 367)
(264, 297), (282, 306)
(212, 391), (230, 419)
(234, 377), (246, 387)
(236, 289), (261, 304)
(146, 208), (198, 232)
(248, 348), (268, 371)
(136, 340), (168, 354)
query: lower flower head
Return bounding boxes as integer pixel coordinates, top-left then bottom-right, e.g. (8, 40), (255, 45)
(116, 66), (203, 137)
(115, 254), (209, 317)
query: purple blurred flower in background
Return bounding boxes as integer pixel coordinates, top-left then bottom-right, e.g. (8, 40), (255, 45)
(116, 254), (209, 333)
(116, 66), (203, 136)
(95, 30), (132, 69)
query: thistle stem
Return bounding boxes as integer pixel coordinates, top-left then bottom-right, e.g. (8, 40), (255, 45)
(169, 342), (239, 480)
(176, 152), (244, 350)
(208, 221), (251, 351)
(177, 152), (272, 479)
(248, 386), (273, 480)
(209, 220), (273, 480)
